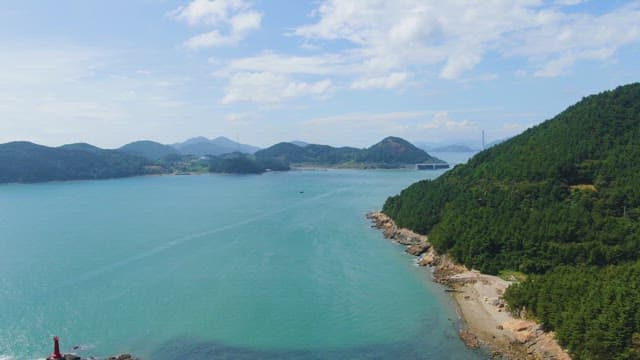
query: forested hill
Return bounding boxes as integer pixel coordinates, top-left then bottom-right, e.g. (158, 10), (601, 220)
(172, 136), (260, 156)
(0, 142), (153, 183)
(0, 136), (436, 182)
(255, 136), (444, 167)
(118, 140), (177, 161)
(362, 137), (443, 164)
(382, 83), (640, 359)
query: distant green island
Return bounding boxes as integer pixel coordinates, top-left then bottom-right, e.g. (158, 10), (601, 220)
(0, 136), (445, 183)
(255, 136), (445, 169)
(383, 83), (640, 359)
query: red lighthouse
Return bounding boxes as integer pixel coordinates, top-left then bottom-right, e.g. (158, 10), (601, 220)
(48, 336), (63, 359)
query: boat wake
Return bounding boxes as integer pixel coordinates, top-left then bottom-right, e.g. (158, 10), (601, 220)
(57, 186), (353, 290)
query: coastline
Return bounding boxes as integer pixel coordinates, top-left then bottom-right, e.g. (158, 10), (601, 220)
(366, 211), (571, 360)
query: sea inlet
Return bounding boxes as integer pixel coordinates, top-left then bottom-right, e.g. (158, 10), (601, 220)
(0, 169), (485, 359)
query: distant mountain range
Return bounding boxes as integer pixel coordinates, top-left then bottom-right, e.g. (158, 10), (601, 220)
(172, 136), (260, 156)
(0, 136), (446, 183)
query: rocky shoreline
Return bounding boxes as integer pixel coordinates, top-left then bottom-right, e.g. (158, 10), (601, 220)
(366, 211), (571, 360)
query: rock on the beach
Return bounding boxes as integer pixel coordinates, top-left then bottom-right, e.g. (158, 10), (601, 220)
(405, 243), (430, 256)
(382, 227), (396, 238)
(418, 251), (438, 266)
(502, 320), (535, 343)
(459, 328), (480, 348)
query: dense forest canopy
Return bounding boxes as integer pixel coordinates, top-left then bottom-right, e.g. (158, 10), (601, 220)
(382, 83), (640, 359)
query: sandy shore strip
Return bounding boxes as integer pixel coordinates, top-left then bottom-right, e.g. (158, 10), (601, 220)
(367, 211), (571, 360)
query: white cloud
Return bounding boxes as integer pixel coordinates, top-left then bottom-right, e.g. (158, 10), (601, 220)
(170, 0), (248, 26)
(350, 72), (408, 89)
(422, 112), (477, 132)
(213, 50), (409, 102)
(533, 56), (577, 78)
(230, 10), (261, 34)
(178, 0), (640, 105)
(211, 51), (352, 104)
(172, 0), (261, 49)
(440, 49), (483, 80)
(221, 72), (333, 104)
(293, 0), (640, 79)
(507, 5), (639, 76)
(219, 51), (351, 76)
(184, 30), (236, 48)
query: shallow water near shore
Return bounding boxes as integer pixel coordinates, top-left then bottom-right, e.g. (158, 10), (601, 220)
(0, 169), (485, 359)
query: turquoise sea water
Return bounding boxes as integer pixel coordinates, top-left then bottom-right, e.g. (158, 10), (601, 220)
(0, 169), (485, 359)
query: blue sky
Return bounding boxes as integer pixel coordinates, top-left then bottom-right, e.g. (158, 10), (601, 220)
(1, 0), (639, 148)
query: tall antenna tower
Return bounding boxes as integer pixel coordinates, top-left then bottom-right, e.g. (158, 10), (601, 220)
(482, 130), (486, 150)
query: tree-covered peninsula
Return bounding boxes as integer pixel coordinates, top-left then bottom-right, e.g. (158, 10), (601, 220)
(383, 83), (640, 359)
(0, 142), (155, 183)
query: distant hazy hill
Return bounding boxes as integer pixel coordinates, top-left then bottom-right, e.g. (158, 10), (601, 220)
(173, 136), (260, 156)
(0, 136), (444, 182)
(59, 142), (107, 154)
(361, 137), (444, 164)
(118, 140), (177, 161)
(0, 141), (152, 183)
(290, 140), (309, 147)
(255, 142), (359, 165)
(428, 144), (477, 152)
(383, 83), (640, 359)
(255, 137), (443, 167)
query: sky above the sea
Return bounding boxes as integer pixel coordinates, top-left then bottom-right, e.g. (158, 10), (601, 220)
(1, 0), (639, 148)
